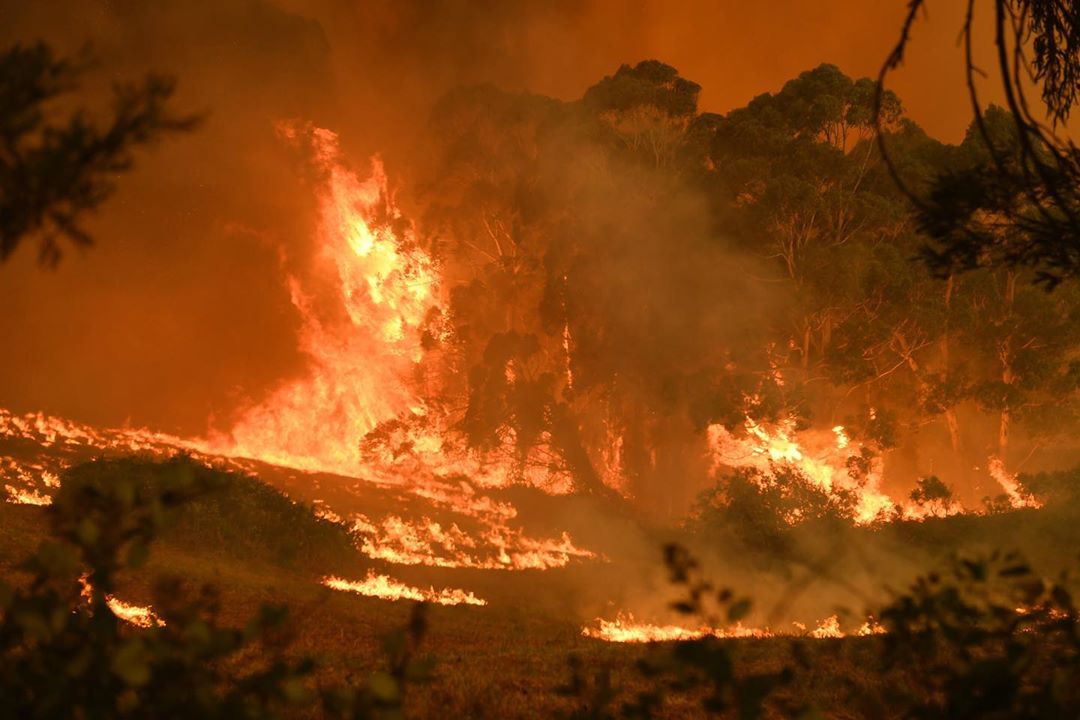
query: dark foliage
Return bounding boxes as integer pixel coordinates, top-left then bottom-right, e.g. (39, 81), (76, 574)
(877, 552), (1080, 718)
(879, 0), (1080, 286)
(0, 41), (198, 265)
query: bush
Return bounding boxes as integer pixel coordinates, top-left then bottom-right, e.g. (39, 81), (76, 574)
(877, 552), (1080, 719)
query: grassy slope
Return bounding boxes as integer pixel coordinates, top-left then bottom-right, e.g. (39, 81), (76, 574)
(5, 460), (1077, 718)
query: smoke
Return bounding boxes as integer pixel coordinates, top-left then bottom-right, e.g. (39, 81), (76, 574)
(0, 0), (995, 436)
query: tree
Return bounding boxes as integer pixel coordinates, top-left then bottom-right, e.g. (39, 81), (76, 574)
(0, 42), (198, 265)
(909, 475), (955, 517)
(879, 1), (1080, 286)
(411, 61), (779, 508)
(410, 58), (1080, 509)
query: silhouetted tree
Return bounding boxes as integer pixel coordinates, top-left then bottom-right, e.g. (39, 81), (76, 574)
(880, 1), (1080, 286)
(0, 42), (198, 265)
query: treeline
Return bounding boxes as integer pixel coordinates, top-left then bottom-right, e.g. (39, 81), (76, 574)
(383, 60), (1080, 508)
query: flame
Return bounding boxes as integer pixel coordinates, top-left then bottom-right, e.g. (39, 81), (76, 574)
(215, 126), (437, 478)
(0, 405), (598, 573)
(581, 612), (769, 643)
(987, 456), (1041, 509)
(351, 513), (595, 570)
(322, 571), (486, 606)
(855, 618), (887, 636)
(583, 612), (885, 643)
(707, 416), (897, 524)
(106, 598), (163, 628)
(5, 483), (51, 506)
(79, 575), (163, 628)
(809, 614), (843, 638)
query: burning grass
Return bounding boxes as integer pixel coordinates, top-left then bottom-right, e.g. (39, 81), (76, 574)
(1, 457), (1078, 717)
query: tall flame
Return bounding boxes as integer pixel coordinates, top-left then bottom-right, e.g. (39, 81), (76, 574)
(216, 125), (437, 477)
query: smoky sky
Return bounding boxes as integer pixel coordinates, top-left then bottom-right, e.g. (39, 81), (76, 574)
(0, 0), (999, 435)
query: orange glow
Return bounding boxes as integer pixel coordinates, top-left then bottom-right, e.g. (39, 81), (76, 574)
(79, 575), (163, 628)
(4, 483), (51, 506)
(351, 512), (595, 570)
(106, 598), (163, 628)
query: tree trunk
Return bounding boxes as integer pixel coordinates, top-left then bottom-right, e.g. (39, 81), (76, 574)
(801, 323), (812, 370)
(998, 406), (1010, 457)
(549, 402), (618, 500)
(942, 274), (961, 452)
(945, 408), (962, 454)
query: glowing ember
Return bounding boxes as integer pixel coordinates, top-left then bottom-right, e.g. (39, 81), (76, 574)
(322, 572), (487, 606)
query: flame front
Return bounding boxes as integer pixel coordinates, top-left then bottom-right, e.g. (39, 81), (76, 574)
(216, 125), (436, 477)
(322, 571), (487, 606)
(79, 575), (163, 628)
(582, 612), (885, 643)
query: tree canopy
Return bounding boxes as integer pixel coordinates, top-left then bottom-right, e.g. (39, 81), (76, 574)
(392, 59), (1080, 510)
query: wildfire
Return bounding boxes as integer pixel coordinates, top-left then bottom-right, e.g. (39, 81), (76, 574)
(5, 483), (51, 506)
(349, 511), (595, 571)
(0, 408), (252, 505)
(106, 598), (163, 628)
(707, 411), (1042, 524)
(322, 572), (487, 606)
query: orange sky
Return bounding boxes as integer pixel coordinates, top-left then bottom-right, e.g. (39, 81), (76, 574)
(525, 1), (996, 143)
